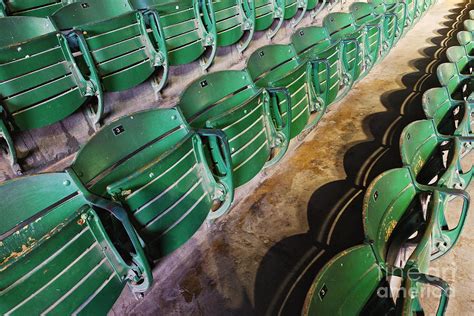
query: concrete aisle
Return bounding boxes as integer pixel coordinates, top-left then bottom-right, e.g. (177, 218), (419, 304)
(113, 0), (473, 315)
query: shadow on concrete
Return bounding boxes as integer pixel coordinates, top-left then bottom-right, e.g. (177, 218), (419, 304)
(253, 3), (468, 315)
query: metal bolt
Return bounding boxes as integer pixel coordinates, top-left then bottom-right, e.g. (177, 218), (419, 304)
(63, 180), (71, 186)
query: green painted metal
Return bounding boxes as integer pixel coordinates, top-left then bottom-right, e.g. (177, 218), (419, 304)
(369, 0), (407, 42)
(422, 87), (472, 138)
(254, 0), (285, 39)
(291, 26), (342, 109)
(178, 70), (290, 187)
(283, 0), (308, 27)
(130, 0), (217, 71)
(0, 172), (151, 315)
(0, 0), (67, 17)
(465, 19), (474, 33)
(211, 0), (255, 52)
(400, 119), (473, 193)
(350, 1), (394, 59)
(71, 108), (234, 260)
(436, 62), (474, 113)
(323, 12), (374, 84)
(457, 31), (474, 59)
(247, 44), (322, 138)
(0, 16), (103, 174)
(302, 244), (384, 315)
(446, 45), (474, 76)
(50, 0), (168, 93)
(307, 0), (325, 19)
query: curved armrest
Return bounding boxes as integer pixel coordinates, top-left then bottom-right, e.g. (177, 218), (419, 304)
(197, 128), (234, 219)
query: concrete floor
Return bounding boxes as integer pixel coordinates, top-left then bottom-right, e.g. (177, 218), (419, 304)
(108, 0), (474, 315)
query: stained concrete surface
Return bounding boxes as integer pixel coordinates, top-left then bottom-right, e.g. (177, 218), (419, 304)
(106, 0), (474, 315)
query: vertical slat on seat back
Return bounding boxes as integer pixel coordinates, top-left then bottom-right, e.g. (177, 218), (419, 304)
(302, 245), (382, 315)
(179, 70), (275, 187)
(400, 120), (439, 179)
(2, 0), (64, 17)
(0, 173), (141, 315)
(291, 26), (341, 106)
(71, 109), (226, 259)
(0, 16), (88, 130)
(362, 168), (418, 263)
(51, 0), (159, 92)
(248, 44), (310, 138)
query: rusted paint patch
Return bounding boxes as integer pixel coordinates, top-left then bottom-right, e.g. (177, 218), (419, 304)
(385, 220), (397, 242)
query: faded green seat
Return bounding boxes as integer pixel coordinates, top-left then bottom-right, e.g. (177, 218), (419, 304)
(179, 70), (290, 187)
(457, 30), (474, 59)
(323, 12), (377, 83)
(254, 0), (285, 39)
(71, 108), (234, 260)
(369, 0), (407, 41)
(446, 45), (474, 77)
(51, 0), (168, 92)
(422, 87), (472, 138)
(283, 0), (307, 27)
(306, 0), (325, 19)
(0, 172), (151, 315)
(0, 16), (102, 174)
(291, 26), (342, 108)
(130, 0), (217, 71)
(0, 0), (66, 17)
(247, 44), (321, 138)
(464, 18), (474, 33)
(351, 1), (398, 58)
(437, 62), (474, 104)
(212, 0), (255, 52)
(400, 119), (473, 193)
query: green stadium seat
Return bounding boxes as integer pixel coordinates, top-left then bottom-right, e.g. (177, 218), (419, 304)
(291, 26), (342, 107)
(212, 0), (255, 52)
(0, 172), (151, 315)
(254, 0), (285, 39)
(457, 30), (474, 58)
(0, 16), (103, 174)
(71, 108), (234, 260)
(400, 119), (473, 191)
(446, 46), (474, 77)
(130, 0), (217, 71)
(51, 0), (169, 92)
(247, 44), (323, 138)
(178, 70), (291, 187)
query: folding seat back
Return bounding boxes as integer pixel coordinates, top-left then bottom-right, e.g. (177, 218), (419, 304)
(351, 1), (394, 56)
(364, 167), (469, 261)
(400, 119), (473, 189)
(71, 108), (234, 260)
(463, 19), (474, 32)
(422, 87), (472, 136)
(211, 0), (255, 52)
(369, 0), (406, 40)
(247, 44), (318, 138)
(130, 0), (216, 71)
(323, 12), (365, 83)
(291, 26), (341, 107)
(254, 0), (285, 39)
(0, 16), (102, 173)
(302, 244), (383, 315)
(0, 0), (66, 17)
(51, 0), (168, 92)
(446, 46), (473, 76)
(0, 172), (151, 315)
(283, 0), (307, 27)
(456, 30), (474, 57)
(437, 62), (471, 101)
(179, 70), (290, 187)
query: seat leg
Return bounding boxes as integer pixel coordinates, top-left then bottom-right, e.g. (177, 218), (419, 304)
(0, 118), (21, 175)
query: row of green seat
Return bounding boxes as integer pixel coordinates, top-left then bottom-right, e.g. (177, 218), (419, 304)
(0, 0), (435, 314)
(303, 8), (474, 315)
(0, 0), (426, 175)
